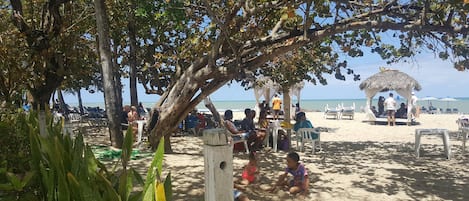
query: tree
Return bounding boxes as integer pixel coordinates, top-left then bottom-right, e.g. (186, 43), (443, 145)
(0, 2), (28, 108)
(94, 0), (124, 148)
(127, 0), (139, 107)
(140, 1), (468, 151)
(8, 0), (98, 135)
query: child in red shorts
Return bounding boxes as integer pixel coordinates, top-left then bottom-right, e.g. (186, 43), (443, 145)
(241, 152), (258, 185)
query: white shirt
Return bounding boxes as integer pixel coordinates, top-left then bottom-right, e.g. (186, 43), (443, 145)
(411, 95), (418, 106)
(384, 97), (397, 110)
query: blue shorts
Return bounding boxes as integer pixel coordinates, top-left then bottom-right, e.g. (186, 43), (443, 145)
(234, 189), (242, 199)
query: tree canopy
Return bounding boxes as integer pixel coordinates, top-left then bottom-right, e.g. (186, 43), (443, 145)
(2, 1), (468, 150)
(139, 0), (468, 149)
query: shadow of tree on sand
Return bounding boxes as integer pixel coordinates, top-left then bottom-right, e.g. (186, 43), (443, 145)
(90, 134), (467, 201)
(306, 141), (468, 201)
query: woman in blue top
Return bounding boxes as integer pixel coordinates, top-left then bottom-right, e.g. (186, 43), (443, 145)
(293, 112), (313, 132)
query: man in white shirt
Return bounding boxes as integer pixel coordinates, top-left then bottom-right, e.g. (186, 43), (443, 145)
(384, 93), (397, 126)
(410, 92), (419, 119)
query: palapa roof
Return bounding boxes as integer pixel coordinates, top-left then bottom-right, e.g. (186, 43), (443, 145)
(359, 70), (422, 92)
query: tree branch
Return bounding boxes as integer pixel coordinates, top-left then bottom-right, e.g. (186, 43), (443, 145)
(10, 0), (29, 33)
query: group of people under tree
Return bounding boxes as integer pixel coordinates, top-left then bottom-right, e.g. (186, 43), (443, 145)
(224, 109), (266, 152)
(258, 94), (283, 120)
(224, 105), (316, 199)
(372, 92), (419, 126)
(121, 102), (148, 141)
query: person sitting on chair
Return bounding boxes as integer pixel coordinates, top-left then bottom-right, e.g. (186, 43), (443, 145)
(395, 103), (407, 119)
(240, 108), (264, 151)
(224, 110), (250, 142)
(293, 112), (313, 132)
(371, 106), (379, 117)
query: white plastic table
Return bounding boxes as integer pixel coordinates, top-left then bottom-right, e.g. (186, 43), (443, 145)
(415, 129), (451, 159)
(268, 125), (281, 152)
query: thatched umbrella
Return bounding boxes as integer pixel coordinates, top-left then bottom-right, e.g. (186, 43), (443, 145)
(359, 69), (422, 124)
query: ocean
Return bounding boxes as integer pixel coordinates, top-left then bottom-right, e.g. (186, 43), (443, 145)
(72, 97), (469, 114)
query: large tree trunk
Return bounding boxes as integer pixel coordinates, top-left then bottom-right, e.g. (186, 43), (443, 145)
(28, 57), (64, 136)
(111, 40), (123, 114)
(10, 0), (70, 136)
(77, 89), (84, 115)
(30, 90), (55, 137)
(94, 0), (123, 148)
(148, 67), (230, 151)
(57, 89), (67, 114)
(128, 0), (138, 107)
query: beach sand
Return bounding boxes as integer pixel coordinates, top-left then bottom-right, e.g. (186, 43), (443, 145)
(84, 112), (468, 201)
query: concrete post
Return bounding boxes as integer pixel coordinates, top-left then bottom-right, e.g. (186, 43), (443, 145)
(203, 128), (233, 201)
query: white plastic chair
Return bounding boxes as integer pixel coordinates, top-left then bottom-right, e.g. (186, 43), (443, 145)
(324, 104), (341, 119)
(340, 102), (355, 120)
(63, 113), (82, 135)
(456, 116), (469, 138)
(232, 135), (250, 154)
(268, 120), (285, 152)
(297, 128), (321, 154)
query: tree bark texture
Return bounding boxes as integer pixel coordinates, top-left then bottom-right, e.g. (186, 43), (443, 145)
(94, 0), (123, 148)
(149, 65), (230, 151)
(128, 0), (138, 107)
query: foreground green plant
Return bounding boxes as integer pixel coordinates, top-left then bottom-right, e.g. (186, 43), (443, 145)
(0, 111), (41, 200)
(143, 138), (172, 201)
(1, 111), (172, 201)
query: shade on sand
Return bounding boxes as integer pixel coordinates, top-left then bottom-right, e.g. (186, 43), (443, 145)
(359, 69), (422, 123)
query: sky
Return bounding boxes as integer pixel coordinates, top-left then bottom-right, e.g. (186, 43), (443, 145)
(63, 52), (469, 104)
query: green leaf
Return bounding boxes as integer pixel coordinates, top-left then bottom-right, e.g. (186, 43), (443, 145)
(131, 168), (145, 186)
(155, 138), (165, 177)
(19, 171), (35, 189)
(67, 172), (82, 200)
(144, 138), (164, 190)
(163, 172), (172, 200)
(128, 191), (143, 201)
(6, 172), (21, 189)
(142, 181), (154, 201)
(122, 129), (134, 167)
(0, 183), (14, 191)
(96, 172), (121, 201)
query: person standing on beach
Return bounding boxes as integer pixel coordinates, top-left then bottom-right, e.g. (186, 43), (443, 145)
(377, 96), (385, 116)
(384, 93), (397, 126)
(137, 102), (148, 119)
(127, 106), (139, 139)
(411, 92), (419, 119)
(272, 94), (282, 120)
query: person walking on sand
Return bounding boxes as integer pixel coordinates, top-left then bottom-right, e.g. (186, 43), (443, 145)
(384, 93), (397, 126)
(272, 94), (282, 120)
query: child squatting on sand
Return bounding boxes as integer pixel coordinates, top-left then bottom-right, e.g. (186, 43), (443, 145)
(233, 152), (257, 201)
(270, 152), (309, 196)
(237, 152), (258, 186)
